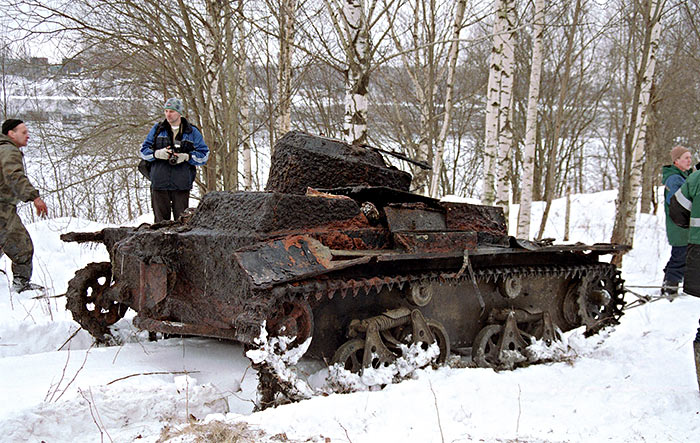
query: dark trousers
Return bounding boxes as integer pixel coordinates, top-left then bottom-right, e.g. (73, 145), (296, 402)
(151, 189), (190, 222)
(685, 244), (700, 297)
(0, 204), (34, 281)
(664, 245), (687, 284)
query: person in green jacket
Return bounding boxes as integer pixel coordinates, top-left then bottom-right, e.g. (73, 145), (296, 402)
(669, 167), (700, 297)
(0, 119), (48, 292)
(661, 146), (693, 295)
(668, 168), (700, 392)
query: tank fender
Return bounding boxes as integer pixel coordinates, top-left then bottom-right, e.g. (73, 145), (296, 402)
(235, 235), (372, 289)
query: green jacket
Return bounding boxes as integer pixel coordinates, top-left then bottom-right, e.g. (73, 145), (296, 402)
(0, 135), (40, 205)
(669, 169), (700, 245)
(662, 165), (690, 246)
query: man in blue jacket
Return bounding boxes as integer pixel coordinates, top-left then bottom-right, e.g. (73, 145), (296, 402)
(140, 98), (209, 222)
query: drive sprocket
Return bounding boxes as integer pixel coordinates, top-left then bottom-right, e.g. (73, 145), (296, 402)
(66, 262), (127, 341)
(577, 269), (624, 335)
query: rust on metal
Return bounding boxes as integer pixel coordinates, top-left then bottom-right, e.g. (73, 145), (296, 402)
(60, 231), (105, 243)
(441, 202), (507, 238)
(138, 262), (168, 311)
(133, 315), (239, 340)
(393, 231), (478, 253)
(235, 235), (372, 288)
(384, 205), (446, 232)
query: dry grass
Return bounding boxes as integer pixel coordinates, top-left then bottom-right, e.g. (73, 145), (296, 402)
(157, 420), (292, 443)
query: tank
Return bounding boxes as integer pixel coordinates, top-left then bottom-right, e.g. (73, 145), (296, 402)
(62, 131), (629, 376)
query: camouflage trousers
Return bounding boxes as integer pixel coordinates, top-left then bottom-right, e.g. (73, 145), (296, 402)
(0, 204), (34, 281)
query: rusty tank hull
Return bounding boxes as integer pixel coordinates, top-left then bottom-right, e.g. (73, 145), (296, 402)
(62, 130), (629, 371)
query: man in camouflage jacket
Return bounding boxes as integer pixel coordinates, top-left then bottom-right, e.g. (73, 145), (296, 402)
(0, 119), (48, 292)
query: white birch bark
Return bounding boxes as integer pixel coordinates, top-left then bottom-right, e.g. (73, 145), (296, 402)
(495, 0), (516, 217)
(342, 0), (369, 145)
(482, 0), (505, 205)
(619, 0), (662, 246)
(516, 0), (545, 239)
(429, 0), (467, 198)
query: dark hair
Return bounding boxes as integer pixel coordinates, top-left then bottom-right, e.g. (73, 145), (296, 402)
(1, 119), (24, 135)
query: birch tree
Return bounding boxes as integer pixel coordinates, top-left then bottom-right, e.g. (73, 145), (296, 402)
(323, 0), (371, 145)
(516, 0), (545, 239)
(495, 0), (516, 215)
(611, 0), (664, 258)
(482, 1), (506, 205)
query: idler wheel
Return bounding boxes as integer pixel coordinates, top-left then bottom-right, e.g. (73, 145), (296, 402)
(331, 338), (366, 372)
(577, 273), (619, 334)
(66, 262), (127, 340)
(266, 299), (314, 347)
(561, 282), (582, 329)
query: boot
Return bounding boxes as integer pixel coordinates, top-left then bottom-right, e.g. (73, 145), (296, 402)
(661, 280), (679, 297)
(12, 277), (44, 293)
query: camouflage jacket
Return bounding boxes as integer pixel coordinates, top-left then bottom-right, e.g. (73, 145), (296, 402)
(0, 134), (40, 205)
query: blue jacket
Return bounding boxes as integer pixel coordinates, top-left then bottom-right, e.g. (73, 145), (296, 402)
(140, 117), (209, 191)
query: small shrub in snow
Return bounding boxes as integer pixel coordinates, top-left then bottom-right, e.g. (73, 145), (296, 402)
(246, 323), (314, 401)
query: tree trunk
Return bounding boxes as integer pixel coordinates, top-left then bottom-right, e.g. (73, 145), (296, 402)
(239, 4), (251, 191)
(276, 0), (297, 144)
(482, 0), (505, 205)
(640, 83), (658, 214)
(536, 0), (581, 240)
(342, 0), (370, 145)
(564, 186), (571, 241)
(516, 0), (545, 239)
(495, 0), (516, 217)
(429, 0), (467, 198)
(611, 0), (663, 263)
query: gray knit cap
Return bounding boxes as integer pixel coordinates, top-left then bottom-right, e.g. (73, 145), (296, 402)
(164, 98), (184, 115)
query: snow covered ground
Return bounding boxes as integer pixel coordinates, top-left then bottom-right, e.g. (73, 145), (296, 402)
(0, 191), (698, 442)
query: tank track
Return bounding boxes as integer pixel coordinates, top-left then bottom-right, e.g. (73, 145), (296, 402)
(272, 262), (621, 307)
(255, 262), (624, 407)
(259, 261), (625, 349)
